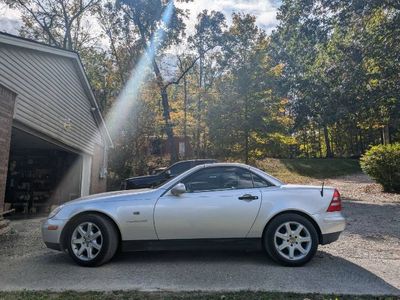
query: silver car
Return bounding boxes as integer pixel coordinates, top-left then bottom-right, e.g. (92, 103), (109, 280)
(42, 163), (345, 267)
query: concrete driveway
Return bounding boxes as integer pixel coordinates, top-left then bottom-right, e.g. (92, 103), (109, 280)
(0, 175), (399, 295)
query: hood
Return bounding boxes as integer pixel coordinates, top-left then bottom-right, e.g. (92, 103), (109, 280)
(65, 188), (154, 206)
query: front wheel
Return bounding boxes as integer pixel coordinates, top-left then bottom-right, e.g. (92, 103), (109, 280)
(263, 213), (319, 266)
(66, 214), (118, 267)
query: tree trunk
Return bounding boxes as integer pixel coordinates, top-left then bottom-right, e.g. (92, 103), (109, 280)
(357, 129), (363, 156)
(196, 94), (201, 158)
(196, 52), (204, 158)
(152, 60), (177, 162)
(318, 128), (323, 158)
(323, 126), (333, 158)
(382, 124), (391, 145)
(244, 96), (249, 164)
(132, 15), (177, 162)
(108, 30), (125, 84)
(160, 87), (177, 162)
(183, 74), (188, 159)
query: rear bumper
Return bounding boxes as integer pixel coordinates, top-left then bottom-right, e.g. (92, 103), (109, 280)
(321, 231), (341, 245)
(313, 211), (346, 235)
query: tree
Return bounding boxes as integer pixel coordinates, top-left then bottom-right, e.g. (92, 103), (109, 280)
(269, 0), (337, 157)
(269, 0), (400, 157)
(107, 83), (161, 188)
(208, 14), (285, 163)
(117, 0), (194, 162)
(2, 0), (101, 51)
(188, 10), (226, 157)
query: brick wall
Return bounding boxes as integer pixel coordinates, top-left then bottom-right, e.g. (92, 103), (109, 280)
(90, 144), (107, 194)
(0, 85), (16, 213)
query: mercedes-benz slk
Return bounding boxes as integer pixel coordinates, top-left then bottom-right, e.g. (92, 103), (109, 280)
(42, 163), (345, 267)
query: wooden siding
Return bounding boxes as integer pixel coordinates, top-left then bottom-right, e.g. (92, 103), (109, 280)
(0, 44), (102, 154)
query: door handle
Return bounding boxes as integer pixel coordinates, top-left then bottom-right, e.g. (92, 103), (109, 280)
(238, 194), (259, 201)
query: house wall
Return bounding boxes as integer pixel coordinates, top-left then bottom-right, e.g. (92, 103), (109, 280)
(0, 43), (102, 155)
(90, 144), (107, 194)
(0, 34), (110, 205)
(0, 85), (16, 212)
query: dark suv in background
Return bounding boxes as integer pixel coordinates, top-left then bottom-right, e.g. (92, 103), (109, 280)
(121, 159), (217, 190)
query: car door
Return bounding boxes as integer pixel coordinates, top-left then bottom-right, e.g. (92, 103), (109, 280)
(154, 166), (262, 239)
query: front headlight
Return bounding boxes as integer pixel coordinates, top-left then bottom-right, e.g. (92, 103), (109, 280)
(48, 205), (64, 219)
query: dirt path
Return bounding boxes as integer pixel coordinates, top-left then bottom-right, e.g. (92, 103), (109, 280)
(0, 173), (399, 295)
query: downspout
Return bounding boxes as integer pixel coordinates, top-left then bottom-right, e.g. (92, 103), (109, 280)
(100, 141), (108, 179)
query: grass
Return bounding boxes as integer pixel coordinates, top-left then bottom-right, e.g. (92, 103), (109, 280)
(0, 291), (397, 300)
(254, 158), (361, 184)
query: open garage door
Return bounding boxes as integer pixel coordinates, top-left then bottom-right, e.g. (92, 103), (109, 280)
(5, 128), (83, 215)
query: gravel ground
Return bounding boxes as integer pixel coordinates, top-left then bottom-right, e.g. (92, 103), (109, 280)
(316, 174), (400, 295)
(0, 173), (399, 295)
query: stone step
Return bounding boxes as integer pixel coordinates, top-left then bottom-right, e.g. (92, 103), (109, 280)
(0, 218), (10, 230)
(0, 225), (10, 236)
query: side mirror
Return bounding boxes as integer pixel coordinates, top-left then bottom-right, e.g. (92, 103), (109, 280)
(171, 183), (186, 196)
(165, 169), (172, 178)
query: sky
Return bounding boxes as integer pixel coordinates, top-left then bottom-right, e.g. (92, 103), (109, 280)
(0, 0), (281, 36)
(0, 4), (21, 34)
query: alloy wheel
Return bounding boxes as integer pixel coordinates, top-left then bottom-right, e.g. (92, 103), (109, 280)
(71, 222), (103, 261)
(273, 221), (312, 261)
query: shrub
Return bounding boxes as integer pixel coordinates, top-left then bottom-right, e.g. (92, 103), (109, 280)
(360, 143), (400, 192)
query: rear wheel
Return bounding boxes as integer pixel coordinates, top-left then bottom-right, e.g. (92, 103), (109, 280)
(263, 213), (319, 266)
(66, 214), (118, 267)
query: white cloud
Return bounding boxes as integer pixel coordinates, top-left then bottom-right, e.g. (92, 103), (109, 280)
(0, 0), (280, 39)
(0, 5), (21, 34)
(177, 0), (280, 34)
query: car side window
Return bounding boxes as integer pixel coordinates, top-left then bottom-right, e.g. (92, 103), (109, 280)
(252, 173), (274, 187)
(182, 167), (223, 192)
(221, 167), (254, 189)
(169, 162), (191, 176)
(182, 167), (254, 192)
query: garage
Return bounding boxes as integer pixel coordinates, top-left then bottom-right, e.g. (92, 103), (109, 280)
(5, 128), (83, 214)
(0, 33), (112, 216)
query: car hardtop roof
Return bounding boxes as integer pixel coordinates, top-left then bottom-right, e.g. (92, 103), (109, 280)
(171, 159), (217, 165)
(202, 162), (249, 168)
(189, 159), (217, 162)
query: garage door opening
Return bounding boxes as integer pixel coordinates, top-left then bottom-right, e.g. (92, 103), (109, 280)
(5, 128), (83, 215)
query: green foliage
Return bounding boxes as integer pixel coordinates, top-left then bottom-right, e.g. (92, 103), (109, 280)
(207, 14), (293, 163)
(5, 0), (400, 177)
(0, 290), (386, 300)
(270, 0), (400, 158)
(360, 143), (400, 192)
(256, 158), (361, 183)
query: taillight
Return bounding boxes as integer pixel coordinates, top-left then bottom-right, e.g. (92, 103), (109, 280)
(327, 189), (341, 212)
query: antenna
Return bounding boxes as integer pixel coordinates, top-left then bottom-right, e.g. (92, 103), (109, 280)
(320, 181), (325, 197)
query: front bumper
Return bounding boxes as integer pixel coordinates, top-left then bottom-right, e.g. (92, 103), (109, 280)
(41, 218), (68, 251)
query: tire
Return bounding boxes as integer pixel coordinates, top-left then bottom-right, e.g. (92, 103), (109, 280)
(65, 213), (119, 267)
(263, 213), (319, 267)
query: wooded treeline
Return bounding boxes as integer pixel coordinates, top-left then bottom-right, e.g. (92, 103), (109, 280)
(3, 0), (399, 180)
